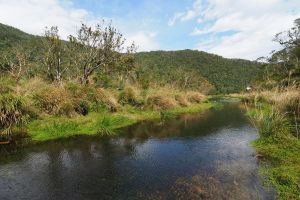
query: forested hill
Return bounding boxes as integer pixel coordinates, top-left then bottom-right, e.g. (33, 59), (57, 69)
(0, 23), (262, 94)
(135, 50), (262, 94)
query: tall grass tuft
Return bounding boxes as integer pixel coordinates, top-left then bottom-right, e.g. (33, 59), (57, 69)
(187, 92), (204, 103)
(248, 107), (291, 138)
(146, 94), (177, 110)
(118, 86), (141, 106)
(0, 94), (30, 137)
(33, 86), (76, 117)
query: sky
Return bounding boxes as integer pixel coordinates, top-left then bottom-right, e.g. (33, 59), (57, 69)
(0, 0), (300, 60)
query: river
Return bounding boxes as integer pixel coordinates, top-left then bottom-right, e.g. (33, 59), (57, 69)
(0, 102), (275, 199)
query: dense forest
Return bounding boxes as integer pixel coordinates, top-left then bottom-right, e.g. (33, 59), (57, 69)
(136, 50), (262, 93)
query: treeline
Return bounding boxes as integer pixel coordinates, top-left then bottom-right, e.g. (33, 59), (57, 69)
(0, 22), (209, 140)
(258, 18), (300, 88)
(0, 22), (137, 89)
(0, 23), (214, 92)
(241, 18), (300, 199)
(135, 50), (263, 94)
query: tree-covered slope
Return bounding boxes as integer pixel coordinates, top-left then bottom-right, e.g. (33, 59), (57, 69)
(0, 23), (34, 50)
(0, 23), (262, 94)
(136, 50), (263, 93)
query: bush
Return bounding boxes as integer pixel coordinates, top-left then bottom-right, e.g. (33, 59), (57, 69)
(33, 87), (76, 117)
(187, 92), (204, 103)
(146, 94), (177, 110)
(0, 94), (30, 136)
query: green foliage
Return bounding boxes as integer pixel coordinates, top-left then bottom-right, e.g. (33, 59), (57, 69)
(136, 50), (262, 94)
(253, 136), (300, 199)
(249, 107), (290, 137)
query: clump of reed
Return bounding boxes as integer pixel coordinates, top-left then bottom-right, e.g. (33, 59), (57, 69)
(0, 94), (30, 136)
(33, 86), (76, 117)
(187, 92), (205, 103)
(249, 107), (290, 138)
(175, 94), (190, 107)
(118, 86), (142, 106)
(89, 88), (120, 112)
(146, 94), (177, 110)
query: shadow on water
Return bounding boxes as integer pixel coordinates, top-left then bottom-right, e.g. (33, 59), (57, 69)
(0, 103), (275, 200)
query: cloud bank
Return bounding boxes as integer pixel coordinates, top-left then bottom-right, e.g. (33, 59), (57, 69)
(0, 0), (159, 51)
(170, 0), (300, 60)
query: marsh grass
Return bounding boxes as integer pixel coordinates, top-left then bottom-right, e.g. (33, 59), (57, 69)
(27, 102), (215, 142)
(245, 89), (300, 199)
(0, 94), (30, 137)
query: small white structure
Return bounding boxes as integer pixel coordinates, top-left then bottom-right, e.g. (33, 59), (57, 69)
(246, 86), (252, 91)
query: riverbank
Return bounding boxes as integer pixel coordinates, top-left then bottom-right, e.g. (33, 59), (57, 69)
(27, 101), (216, 143)
(241, 90), (300, 199)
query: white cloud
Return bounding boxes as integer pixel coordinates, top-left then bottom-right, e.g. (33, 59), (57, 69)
(168, 0), (202, 26)
(0, 0), (98, 39)
(125, 31), (159, 52)
(0, 0), (160, 51)
(190, 0), (300, 60)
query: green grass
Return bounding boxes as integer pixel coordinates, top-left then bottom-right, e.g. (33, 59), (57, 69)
(27, 101), (216, 143)
(248, 105), (300, 199)
(252, 136), (300, 199)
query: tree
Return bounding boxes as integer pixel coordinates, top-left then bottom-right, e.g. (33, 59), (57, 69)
(43, 26), (66, 84)
(68, 22), (125, 85)
(271, 18), (300, 85)
(0, 45), (31, 93)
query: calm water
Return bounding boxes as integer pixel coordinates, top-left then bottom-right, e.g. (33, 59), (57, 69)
(0, 103), (275, 200)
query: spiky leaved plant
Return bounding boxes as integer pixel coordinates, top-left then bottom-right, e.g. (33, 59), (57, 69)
(0, 94), (29, 138)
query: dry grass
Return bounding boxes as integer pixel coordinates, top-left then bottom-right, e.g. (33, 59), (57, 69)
(146, 94), (177, 110)
(92, 88), (120, 112)
(118, 86), (141, 106)
(237, 87), (300, 115)
(187, 92), (205, 103)
(33, 86), (76, 117)
(175, 94), (190, 107)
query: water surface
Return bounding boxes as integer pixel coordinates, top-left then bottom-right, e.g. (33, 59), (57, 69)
(0, 103), (275, 200)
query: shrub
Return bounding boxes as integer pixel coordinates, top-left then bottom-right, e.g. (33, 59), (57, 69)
(0, 94), (30, 136)
(187, 92), (204, 103)
(33, 87), (76, 117)
(146, 94), (177, 110)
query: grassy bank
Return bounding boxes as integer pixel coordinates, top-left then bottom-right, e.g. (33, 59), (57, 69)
(0, 75), (213, 143)
(28, 102), (215, 142)
(244, 89), (300, 199)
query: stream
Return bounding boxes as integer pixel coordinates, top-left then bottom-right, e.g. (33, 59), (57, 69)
(0, 102), (275, 199)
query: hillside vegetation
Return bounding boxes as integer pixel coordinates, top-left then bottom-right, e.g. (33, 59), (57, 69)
(136, 50), (262, 93)
(0, 23), (262, 94)
(235, 18), (300, 199)
(0, 22), (218, 143)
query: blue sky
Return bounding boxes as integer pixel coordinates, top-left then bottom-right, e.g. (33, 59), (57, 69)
(0, 0), (300, 60)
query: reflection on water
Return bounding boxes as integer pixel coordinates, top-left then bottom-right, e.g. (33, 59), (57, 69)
(0, 103), (275, 200)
